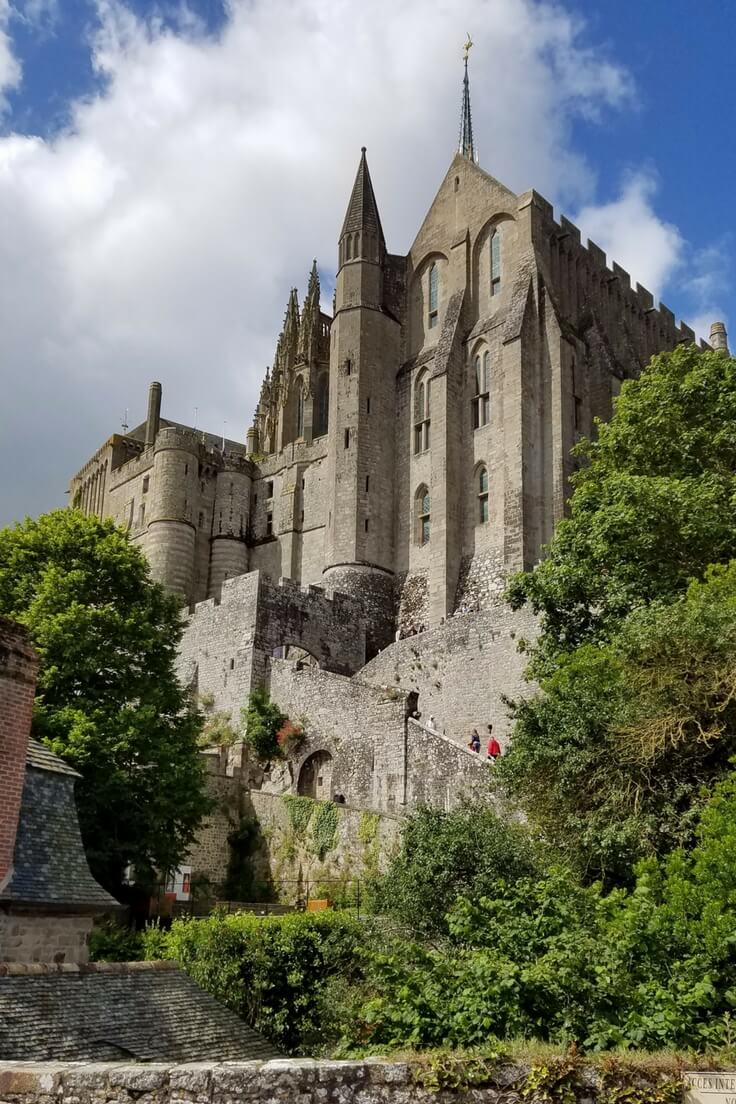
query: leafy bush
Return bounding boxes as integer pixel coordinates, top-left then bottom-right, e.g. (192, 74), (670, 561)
(276, 718), (305, 756)
(242, 688), (286, 762)
(89, 921), (144, 962)
(339, 772), (736, 1053)
(370, 802), (544, 935)
(146, 909), (365, 1054)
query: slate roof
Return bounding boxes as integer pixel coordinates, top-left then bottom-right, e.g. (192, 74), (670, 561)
(0, 961), (282, 1062)
(0, 751), (117, 909)
(26, 737), (79, 776)
(340, 148), (385, 246)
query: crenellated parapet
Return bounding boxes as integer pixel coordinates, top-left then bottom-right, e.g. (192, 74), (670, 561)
(518, 189), (705, 373)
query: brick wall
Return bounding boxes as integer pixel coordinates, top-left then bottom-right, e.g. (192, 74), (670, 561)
(0, 619), (38, 894)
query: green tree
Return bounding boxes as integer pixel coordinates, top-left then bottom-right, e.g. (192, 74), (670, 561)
(499, 563), (736, 883)
(371, 803), (543, 935)
(507, 345), (736, 672)
(0, 509), (210, 892)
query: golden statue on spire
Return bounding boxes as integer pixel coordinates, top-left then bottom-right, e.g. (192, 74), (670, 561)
(463, 33), (473, 61)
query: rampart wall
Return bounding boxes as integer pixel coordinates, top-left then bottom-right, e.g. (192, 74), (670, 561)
(358, 603), (538, 744)
(178, 572), (368, 721)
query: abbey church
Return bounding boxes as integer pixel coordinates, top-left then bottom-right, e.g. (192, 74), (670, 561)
(69, 52), (727, 843)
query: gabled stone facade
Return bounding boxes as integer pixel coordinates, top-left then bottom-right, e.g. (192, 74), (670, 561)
(67, 67), (728, 829)
(69, 137), (718, 651)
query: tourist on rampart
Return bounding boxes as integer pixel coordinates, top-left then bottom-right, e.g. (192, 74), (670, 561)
(487, 725), (501, 762)
(468, 729), (481, 753)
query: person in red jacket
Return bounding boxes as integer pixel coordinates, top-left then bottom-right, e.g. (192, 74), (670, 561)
(486, 724), (501, 762)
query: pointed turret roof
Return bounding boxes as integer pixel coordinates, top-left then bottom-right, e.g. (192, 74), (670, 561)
(340, 147), (385, 248)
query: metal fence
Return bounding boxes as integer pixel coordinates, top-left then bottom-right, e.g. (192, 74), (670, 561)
(167, 878), (365, 921)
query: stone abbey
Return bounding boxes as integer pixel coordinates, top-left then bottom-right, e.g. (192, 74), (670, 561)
(69, 54), (728, 843)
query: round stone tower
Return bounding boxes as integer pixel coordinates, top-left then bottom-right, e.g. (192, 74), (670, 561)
(145, 427), (199, 604)
(322, 148), (400, 656)
(207, 461), (251, 600)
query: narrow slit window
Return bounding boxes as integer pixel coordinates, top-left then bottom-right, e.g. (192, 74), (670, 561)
(413, 372), (431, 454)
(490, 229), (501, 294)
(417, 487), (430, 545)
(266, 512), (273, 537)
(428, 263), (439, 329)
(478, 466), (489, 524)
(344, 428), (350, 449)
(472, 351), (490, 429)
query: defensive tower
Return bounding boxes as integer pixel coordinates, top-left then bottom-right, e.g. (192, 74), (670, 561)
(322, 148), (402, 654)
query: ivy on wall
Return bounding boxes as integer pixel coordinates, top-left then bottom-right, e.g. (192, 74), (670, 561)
(284, 794), (315, 840)
(311, 802), (339, 860)
(282, 795), (340, 860)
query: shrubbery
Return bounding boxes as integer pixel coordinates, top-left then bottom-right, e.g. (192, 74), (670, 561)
(370, 803), (544, 936)
(242, 688), (286, 762)
(338, 773), (736, 1052)
(146, 909), (364, 1054)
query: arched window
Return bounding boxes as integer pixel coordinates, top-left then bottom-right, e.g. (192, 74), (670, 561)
(428, 263), (439, 329)
(413, 371), (431, 454)
(478, 466), (489, 523)
(314, 372), (329, 437)
(490, 229), (501, 294)
(472, 350), (490, 429)
(296, 379), (305, 438)
(416, 485), (430, 545)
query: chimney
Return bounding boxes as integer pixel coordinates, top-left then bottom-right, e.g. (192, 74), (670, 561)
(0, 618), (38, 894)
(710, 321), (730, 356)
(145, 381), (162, 447)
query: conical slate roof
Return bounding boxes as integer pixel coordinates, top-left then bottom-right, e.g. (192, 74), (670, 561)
(340, 147), (385, 247)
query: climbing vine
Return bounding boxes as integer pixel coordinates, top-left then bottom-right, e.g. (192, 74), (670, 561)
(310, 801), (340, 860)
(284, 794), (314, 840)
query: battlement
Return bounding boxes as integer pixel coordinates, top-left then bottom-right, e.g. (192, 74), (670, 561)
(519, 189), (705, 349)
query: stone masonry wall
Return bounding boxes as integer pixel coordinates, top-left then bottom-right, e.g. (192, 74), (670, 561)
(178, 572), (368, 723)
(176, 573), (260, 717)
(358, 602), (538, 745)
(0, 914), (92, 966)
(186, 751), (401, 897)
(268, 661), (409, 813)
(243, 792), (401, 899)
(0, 619), (38, 894)
(404, 718), (487, 810)
(0, 1059), (639, 1104)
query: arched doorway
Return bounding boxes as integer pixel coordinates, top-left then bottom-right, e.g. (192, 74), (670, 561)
(297, 750), (333, 800)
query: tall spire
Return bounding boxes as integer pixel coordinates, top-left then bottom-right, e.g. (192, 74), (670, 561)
(458, 34), (476, 162)
(340, 147), (385, 254)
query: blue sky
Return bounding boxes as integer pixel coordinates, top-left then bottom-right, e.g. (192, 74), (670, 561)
(0, 0), (733, 524)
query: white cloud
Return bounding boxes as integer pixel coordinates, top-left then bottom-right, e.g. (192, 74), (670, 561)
(0, 1), (21, 112)
(575, 174), (732, 343)
(575, 171), (684, 299)
(12, 0), (59, 32)
(0, 0), (638, 523)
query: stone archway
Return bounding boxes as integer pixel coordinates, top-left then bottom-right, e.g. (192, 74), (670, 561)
(297, 750), (333, 800)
